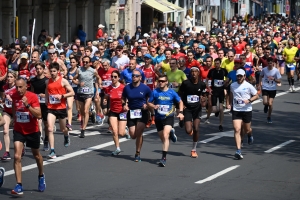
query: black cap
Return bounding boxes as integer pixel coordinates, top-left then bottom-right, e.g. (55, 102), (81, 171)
(129, 53), (135, 57)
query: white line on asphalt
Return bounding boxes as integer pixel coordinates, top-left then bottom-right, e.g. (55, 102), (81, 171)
(195, 165), (240, 184)
(199, 136), (223, 143)
(264, 140), (295, 153)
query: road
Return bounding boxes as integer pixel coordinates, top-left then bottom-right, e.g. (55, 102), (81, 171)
(0, 77), (299, 200)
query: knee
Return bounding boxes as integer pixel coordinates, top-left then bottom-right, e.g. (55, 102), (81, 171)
(263, 101), (269, 105)
(268, 102), (273, 107)
(14, 153), (22, 162)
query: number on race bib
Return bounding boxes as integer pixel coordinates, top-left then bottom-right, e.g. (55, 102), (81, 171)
(157, 105), (170, 115)
(5, 99), (12, 108)
(187, 95), (199, 103)
(16, 111), (30, 123)
(119, 112), (127, 120)
(234, 98), (245, 108)
(78, 87), (90, 94)
(102, 80), (112, 87)
(214, 80), (224, 87)
(146, 78), (153, 84)
(49, 95), (61, 104)
(130, 109), (142, 119)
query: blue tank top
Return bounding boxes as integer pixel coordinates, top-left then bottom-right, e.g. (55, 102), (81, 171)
(8, 58), (19, 71)
(67, 67), (78, 88)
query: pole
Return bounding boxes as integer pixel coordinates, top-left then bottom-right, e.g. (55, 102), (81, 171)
(13, 0), (16, 42)
(30, 18), (36, 60)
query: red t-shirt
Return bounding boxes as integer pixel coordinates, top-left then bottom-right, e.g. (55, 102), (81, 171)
(234, 43), (244, 55)
(141, 65), (156, 90)
(0, 55), (7, 77)
(172, 52), (186, 60)
(186, 59), (201, 69)
(98, 67), (116, 91)
(106, 84), (125, 113)
(3, 84), (17, 114)
(11, 91), (40, 135)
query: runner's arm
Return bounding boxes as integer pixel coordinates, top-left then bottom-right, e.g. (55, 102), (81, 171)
(59, 59), (68, 76)
(62, 78), (75, 98)
(45, 80), (49, 105)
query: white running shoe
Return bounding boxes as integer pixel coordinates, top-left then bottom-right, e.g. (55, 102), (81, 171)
(289, 86), (293, 92)
(292, 85), (295, 92)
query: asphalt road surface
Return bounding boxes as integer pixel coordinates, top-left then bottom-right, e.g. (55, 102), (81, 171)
(0, 77), (299, 200)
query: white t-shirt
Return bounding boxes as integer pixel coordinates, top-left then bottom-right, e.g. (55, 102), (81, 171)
(230, 81), (257, 112)
(111, 55), (130, 70)
(260, 67), (281, 91)
(53, 39), (59, 48)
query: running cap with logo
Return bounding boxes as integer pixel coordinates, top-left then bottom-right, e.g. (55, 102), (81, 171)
(236, 69), (245, 76)
(20, 52), (29, 59)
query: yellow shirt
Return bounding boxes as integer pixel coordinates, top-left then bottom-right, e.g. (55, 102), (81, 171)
(283, 46), (298, 64)
(161, 60), (171, 74)
(166, 69), (187, 92)
(221, 58), (234, 73)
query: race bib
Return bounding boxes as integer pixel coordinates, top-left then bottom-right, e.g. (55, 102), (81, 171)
(287, 63), (294, 68)
(208, 80), (212, 87)
(102, 80), (112, 87)
(16, 111), (30, 123)
(169, 83), (178, 90)
(38, 95), (46, 104)
(264, 78), (274, 86)
(78, 87), (90, 94)
(187, 95), (199, 103)
(146, 77), (153, 84)
(214, 80), (224, 87)
(245, 62), (252, 66)
(49, 95), (61, 104)
(119, 112), (127, 120)
(130, 109), (142, 119)
(234, 98), (245, 107)
(157, 105), (170, 115)
(276, 55), (283, 60)
(5, 98), (12, 108)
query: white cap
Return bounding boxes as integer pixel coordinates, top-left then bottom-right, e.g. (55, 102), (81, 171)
(235, 37), (240, 41)
(92, 41), (98, 46)
(20, 52), (29, 59)
(173, 43), (180, 48)
(138, 39), (142, 43)
(143, 33), (150, 38)
(236, 69), (245, 76)
(98, 24), (105, 28)
(184, 33), (190, 37)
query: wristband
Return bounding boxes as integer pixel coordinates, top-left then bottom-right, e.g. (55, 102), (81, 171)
(26, 104), (31, 109)
(179, 111), (183, 114)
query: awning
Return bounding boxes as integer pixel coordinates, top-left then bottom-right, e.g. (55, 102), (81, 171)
(143, 0), (184, 14)
(251, 0), (263, 6)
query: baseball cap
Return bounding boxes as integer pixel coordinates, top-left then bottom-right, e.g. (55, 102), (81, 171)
(144, 54), (152, 59)
(236, 69), (245, 76)
(184, 33), (190, 37)
(108, 37), (113, 43)
(129, 53), (135, 57)
(173, 43), (180, 48)
(20, 52), (29, 59)
(198, 44), (205, 50)
(138, 39), (142, 43)
(48, 48), (56, 53)
(143, 33), (150, 38)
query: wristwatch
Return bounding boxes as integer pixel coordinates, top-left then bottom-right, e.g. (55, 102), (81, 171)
(26, 104), (31, 109)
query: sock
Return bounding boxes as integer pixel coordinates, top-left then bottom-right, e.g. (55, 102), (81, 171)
(44, 136), (49, 142)
(50, 148), (55, 153)
(117, 147), (120, 151)
(192, 142), (198, 151)
(17, 183), (22, 186)
(135, 151), (140, 156)
(38, 174), (44, 178)
(162, 151), (167, 158)
(291, 78), (294, 86)
(236, 149), (241, 153)
(288, 77), (291, 85)
(64, 135), (69, 139)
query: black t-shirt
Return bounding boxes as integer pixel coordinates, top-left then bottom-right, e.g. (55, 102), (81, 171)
(179, 79), (206, 109)
(207, 68), (228, 92)
(222, 47), (236, 55)
(296, 49), (300, 64)
(31, 76), (48, 95)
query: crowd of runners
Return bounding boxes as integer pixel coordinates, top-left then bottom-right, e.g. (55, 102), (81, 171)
(0, 13), (300, 194)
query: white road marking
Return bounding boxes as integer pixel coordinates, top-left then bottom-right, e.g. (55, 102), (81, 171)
(264, 140), (295, 153)
(195, 165), (240, 184)
(199, 131), (234, 143)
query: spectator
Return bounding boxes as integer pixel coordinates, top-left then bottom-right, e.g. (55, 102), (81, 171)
(96, 24), (105, 39)
(77, 25), (86, 45)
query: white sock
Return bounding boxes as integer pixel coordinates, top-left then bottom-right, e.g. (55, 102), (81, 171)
(117, 147), (121, 151)
(192, 142), (198, 151)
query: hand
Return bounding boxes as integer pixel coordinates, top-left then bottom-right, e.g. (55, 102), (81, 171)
(227, 104), (231, 109)
(69, 75), (73, 80)
(39, 94), (45, 98)
(22, 96), (28, 106)
(244, 99), (250, 104)
(80, 82), (85, 87)
(153, 105), (159, 110)
(123, 105), (129, 112)
(142, 104), (147, 110)
(6, 95), (12, 102)
(177, 113), (184, 121)
(268, 76), (274, 81)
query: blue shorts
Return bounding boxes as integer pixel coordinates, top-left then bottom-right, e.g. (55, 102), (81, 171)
(286, 64), (296, 72)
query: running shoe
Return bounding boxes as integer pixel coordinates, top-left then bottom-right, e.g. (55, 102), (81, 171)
(169, 128), (177, 143)
(219, 125), (223, 132)
(267, 117), (272, 124)
(107, 126), (112, 133)
(289, 86), (293, 92)
(191, 151), (198, 158)
(204, 118), (210, 124)
(64, 136), (70, 147)
(79, 130), (85, 138)
(96, 115), (101, 124)
(134, 154), (141, 162)
(48, 151), (57, 159)
(146, 120), (151, 128)
(292, 85), (295, 92)
(111, 149), (121, 156)
(0, 167), (5, 187)
(1, 152), (11, 161)
(234, 150), (243, 160)
(97, 115), (105, 126)
(179, 120), (184, 128)
(248, 135), (254, 145)
(66, 123), (72, 131)
(125, 126), (131, 139)
(38, 174), (46, 192)
(159, 158), (166, 167)
(77, 113), (81, 121)
(215, 111), (220, 117)
(151, 116), (155, 125)
(40, 136), (44, 145)
(264, 105), (268, 113)
(53, 125), (57, 132)
(21, 148), (25, 158)
(43, 142), (50, 151)
(11, 183), (23, 195)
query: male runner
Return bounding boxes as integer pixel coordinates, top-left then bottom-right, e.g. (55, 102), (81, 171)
(283, 39), (298, 92)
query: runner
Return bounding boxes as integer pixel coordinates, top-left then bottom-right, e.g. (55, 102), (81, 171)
(44, 48), (68, 78)
(178, 67), (207, 158)
(45, 62), (74, 159)
(121, 69), (152, 162)
(31, 62), (50, 150)
(11, 78), (46, 195)
(0, 113), (6, 188)
(148, 74), (184, 166)
(1, 71), (17, 160)
(283, 39), (298, 92)
(229, 69), (258, 159)
(104, 70), (129, 155)
(72, 56), (101, 138)
(178, 57), (190, 78)
(207, 58), (228, 131)
(259, 57), (282, 123)
(121, 59), (145, 84)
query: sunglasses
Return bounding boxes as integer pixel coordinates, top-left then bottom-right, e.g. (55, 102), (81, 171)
(49, 53), (55, 55)
(170, 63), (177, 65)
(111, 75), (118, 79)
(150, 51), (156, 52)
(158, 80), (167, 83)
(228, 56), (234, 58)
(236, 75), (244, 78)
(132, 74), (140, 78)
(16, 52), (20, 54)
(83, 61), (89, 64)
(3, 52), (7, 54)
(99, 49), (104, 50)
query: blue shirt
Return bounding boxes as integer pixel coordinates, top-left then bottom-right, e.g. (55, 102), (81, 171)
(121, 68), (145, 84)
(227, 69), (252, 83)
(148, 88), (181, 119)
(40, 51), (48, 61)
(153, 54), (166, 65)
(122, 83), (152, 110)
(181, 67), (191, 79)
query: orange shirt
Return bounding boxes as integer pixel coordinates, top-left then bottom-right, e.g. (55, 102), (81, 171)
(47, 76), (66, 110)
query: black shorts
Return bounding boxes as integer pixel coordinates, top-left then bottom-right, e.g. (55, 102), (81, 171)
(0, 81), (5, 92)
(232, 111), (252, 123)
(255, 71), (260, 85)
(100, 92), (110, 109)
(48, 109), (67, 119)
(262, 90), (276, 99)
(109, 111), (127, 121)
(77, 94), (93, 102)
(41, 103), (48, 121)
(211, 91), (225, 106)
(13, 131), (41, 149)
(183, 107), (202, 122)
(127, 109), (148, 128)
(155, 116), (174, 132)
